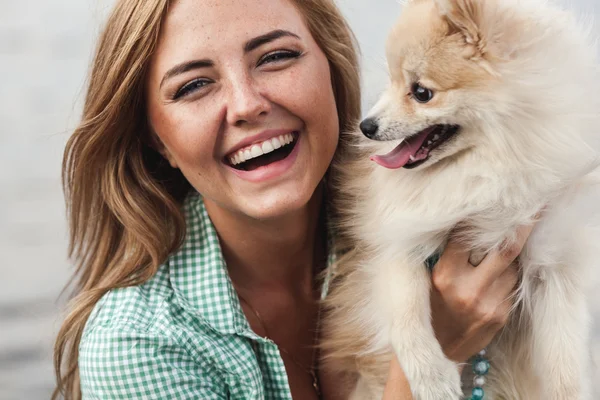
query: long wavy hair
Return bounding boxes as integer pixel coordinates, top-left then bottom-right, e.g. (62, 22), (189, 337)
(53, 0), (361, 398)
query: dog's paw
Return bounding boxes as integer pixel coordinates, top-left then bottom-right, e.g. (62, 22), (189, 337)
(409, 359), (462, 400)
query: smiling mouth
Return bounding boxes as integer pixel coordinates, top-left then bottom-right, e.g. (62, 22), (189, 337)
(226, 131), (299, 171)
(371, 124), (461, 170)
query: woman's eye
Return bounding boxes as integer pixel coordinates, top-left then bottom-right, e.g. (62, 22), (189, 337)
(173, 79), (212, 100)
(411, 82), (434, 103)
(257, 50), (302, 67)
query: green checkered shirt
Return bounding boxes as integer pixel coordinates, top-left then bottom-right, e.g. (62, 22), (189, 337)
(79, 191), (334, 399)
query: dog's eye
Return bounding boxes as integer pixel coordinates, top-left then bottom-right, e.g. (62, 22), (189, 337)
(411, 83), (434, 103)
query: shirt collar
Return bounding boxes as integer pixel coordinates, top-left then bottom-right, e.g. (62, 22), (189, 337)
(169, 190), (337, 336)
(169, 191), (249, 335)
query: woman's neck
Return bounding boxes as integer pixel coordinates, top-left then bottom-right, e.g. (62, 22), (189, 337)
(203, 187), (325, 299)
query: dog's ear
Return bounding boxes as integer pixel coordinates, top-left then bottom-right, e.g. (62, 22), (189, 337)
(435, 0), (483, 47)
(434, 0), (517, 64)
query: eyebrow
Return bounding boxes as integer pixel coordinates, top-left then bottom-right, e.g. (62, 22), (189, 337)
(160, 29), (300, 89)
(243, 29), (300, 53)
(160, 59), (214, 89)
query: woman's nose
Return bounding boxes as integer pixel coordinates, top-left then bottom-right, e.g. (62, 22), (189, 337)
(226, 78), (271, 127)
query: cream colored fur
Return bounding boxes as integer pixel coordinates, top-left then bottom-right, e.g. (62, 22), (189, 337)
(323, 0), (600, 399)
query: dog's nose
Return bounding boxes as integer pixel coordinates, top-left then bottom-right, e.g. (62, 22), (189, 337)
(360, 118), (379, 139)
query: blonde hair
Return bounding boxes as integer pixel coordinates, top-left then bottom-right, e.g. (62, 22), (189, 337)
(53, 0), (360, 398)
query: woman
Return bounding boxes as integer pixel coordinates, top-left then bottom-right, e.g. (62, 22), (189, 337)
(54, 0), (531, 398)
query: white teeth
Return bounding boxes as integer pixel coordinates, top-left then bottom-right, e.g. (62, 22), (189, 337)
(250, 145), (263, 158)
(409, 155), (416, 162)
(262, 140), (274, 154)
(432, 134), (440, 141)
(229, 132), (297, 166)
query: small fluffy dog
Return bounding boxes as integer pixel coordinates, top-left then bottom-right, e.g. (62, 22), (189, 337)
(323, 0), (600, 399)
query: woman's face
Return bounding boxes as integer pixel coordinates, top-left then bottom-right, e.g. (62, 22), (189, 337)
(146, 0), (339, 220)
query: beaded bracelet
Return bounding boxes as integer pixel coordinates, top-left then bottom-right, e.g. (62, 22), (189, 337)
(425, 255), (490, 399)
(467, 349), (490, 400)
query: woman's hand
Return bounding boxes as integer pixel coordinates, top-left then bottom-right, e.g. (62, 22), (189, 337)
(430, 222), (536, 363)
(383, 221), (538, 399)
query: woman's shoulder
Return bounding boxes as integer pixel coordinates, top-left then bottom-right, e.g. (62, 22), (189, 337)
(81, 265), (175, 334)
(80, 192), (220, 339)
(79, 190), (239, 358)
(78, 259), (222, 363)
(78, 267), (231, 399)
(77, 192), (262, 398)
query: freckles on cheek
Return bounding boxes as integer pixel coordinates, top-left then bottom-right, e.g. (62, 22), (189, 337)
(305, 65), (332, 99)
(309, 72), (338, 132)
(160, 112), (221, 167)
(291, 66), (337, 121)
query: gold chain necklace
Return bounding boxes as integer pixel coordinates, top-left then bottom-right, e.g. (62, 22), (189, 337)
(236, 292), (322, 398)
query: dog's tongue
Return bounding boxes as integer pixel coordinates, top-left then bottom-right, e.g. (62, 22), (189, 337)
(370, 128), (433, 169)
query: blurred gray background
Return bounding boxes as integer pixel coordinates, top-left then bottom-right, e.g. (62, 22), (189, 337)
(1, 0), (598, 398)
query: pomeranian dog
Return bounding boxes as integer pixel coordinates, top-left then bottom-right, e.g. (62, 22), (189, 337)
(323, 0), (600, 399)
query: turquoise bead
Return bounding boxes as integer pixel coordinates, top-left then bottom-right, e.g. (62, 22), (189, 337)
(473, 375), (486, 387)
(472, 387), (485, 400)
(473, 358), (490, 376)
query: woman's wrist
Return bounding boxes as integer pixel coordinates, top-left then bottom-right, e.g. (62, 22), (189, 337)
(383, 357), (413, 400)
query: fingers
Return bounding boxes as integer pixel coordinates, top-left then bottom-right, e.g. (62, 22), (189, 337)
(435, 214), (540, 295)
(467, 262), (518, 336)
(487, 262), (519, 310)
(432, 240), (471, 292)
(437, 239), (470, 271)
(473, 221), (536, 287)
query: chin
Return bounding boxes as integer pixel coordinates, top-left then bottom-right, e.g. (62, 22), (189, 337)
(323, 0), (600, 399)
(237, 184), (318, 221)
